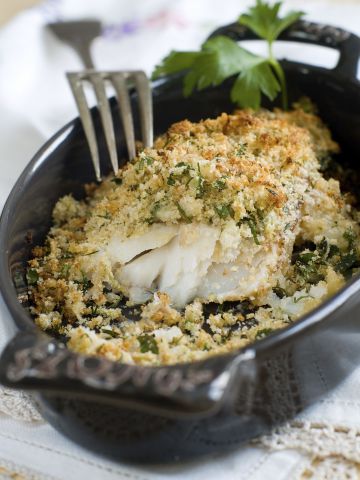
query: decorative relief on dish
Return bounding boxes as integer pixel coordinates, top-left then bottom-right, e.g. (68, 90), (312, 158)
(5, 335), (220, 397)
(288, 21), (351, 46)
(218, 20), (351, 47)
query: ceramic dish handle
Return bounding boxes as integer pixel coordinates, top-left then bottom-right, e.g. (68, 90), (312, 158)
(208, 20), (360, 79)
(0, 329), (256, 418)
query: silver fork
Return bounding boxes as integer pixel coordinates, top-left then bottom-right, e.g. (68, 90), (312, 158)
(67, 70), (153, 181)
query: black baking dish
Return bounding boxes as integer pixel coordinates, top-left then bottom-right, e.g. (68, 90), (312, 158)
(1, 21), (360, 463)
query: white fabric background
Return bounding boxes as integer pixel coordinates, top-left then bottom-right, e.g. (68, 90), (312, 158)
(1, 0), (360, 478)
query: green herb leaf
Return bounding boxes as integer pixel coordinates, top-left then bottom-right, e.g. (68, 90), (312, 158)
(111, 177), (123, 185)
(236, 143), (248, 156)
(216, 303), (224, 314)
(330, 230), (360, 276)
(184, 36), (280, 109)
(176, 162), (191, 169)
(146, 201), (162, 224)
(317, 237), (328, 258)
(213, 178), (227, 190)
(182, 36), (251, 95)
(294, 249), (325, 285)
(255, 328), (273, 339)
(196, 163), (206, 198)
(298, 252), (316, 264)
(231, 60), (280, 109)
(239, 1), (304, 45)
(152, 35), (280, 108)
(60, 263), (71, 278)
(138, 334), (159, 354)
(102, 328), (119, 338)
(214, 203), (234, 219)
(84, 300), (99, 317)
(75, 272), (93, 292)
(273, 285), (287, 298)
(176, 201), (193, 223)
(242, 213), (261, 245)
(26, 268), (39, 286)
(336, 252), (360, 275)
(167, 174), (176, 185)
(137, 155), (155, 171)
(98, 212), (111, 220)
(152, 51), (201, 79)
(328, 244), (340, 258)
(144, 156), (154, 165)
(167, 162), (193, 186)
(293, 295), (313, 304)
(344, 228), (357, 248)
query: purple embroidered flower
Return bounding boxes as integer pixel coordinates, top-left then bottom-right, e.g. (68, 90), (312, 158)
(103, 8), (188, 41)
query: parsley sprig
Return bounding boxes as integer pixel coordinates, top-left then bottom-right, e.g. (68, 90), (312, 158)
(152, 1), (304, 109)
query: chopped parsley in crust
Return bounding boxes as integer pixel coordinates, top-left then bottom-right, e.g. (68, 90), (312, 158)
(26, 106), (360, 366)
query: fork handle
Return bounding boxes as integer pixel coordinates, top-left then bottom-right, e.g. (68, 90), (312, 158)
(72, 42), (95, 69)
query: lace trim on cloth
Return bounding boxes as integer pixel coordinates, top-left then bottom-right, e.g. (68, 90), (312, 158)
(0, 387), (42, 423)
(0, 458), (58, 480)
(257, 420), (360, 463)
(257, 420), (360, 480)
(298, 456), (360, 480)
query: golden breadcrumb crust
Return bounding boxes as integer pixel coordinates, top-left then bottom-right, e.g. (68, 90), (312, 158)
(26, 106), (359, 366)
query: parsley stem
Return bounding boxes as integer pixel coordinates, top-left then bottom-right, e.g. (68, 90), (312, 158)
(272, 60), (288, 110)
(268, 43), (288, 110)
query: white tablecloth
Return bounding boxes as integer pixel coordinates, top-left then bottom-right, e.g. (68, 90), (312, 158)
(1, 0), (360, 478)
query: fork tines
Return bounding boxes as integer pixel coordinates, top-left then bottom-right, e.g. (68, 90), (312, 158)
(67, 70), (153, 181)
